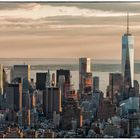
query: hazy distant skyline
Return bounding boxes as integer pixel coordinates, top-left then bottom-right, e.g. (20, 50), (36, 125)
(1, 2), (140, 59)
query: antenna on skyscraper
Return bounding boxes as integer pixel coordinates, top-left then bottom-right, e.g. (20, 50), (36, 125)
(127, 12), (129, 35)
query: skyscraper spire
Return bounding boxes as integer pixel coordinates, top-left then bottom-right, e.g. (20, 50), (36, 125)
(127, 12), (129, 34)
(122, 11), (134, 95)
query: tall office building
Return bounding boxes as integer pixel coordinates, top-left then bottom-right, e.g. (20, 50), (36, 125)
(22, 92), (30, 109)
(58, 75), (65, 104)
(56, 69), (70, 85)
(57, 69), (71, 103)
(43, 87), (62, 118)
(84, 72), (92, 93)
(134, 80), (139, 96)
(30, 93), (36, 109)
(3, 68), (8, 95)
(47, 69), (51, 87)
(51, 73), (56, 87)
(122, 13), (134, 89)
(22, 108), (31, 129)
(11, 65), (30, 93)
(29, 78), (35, 93)
(36, 72), (47, 90)
(6, 83), (22, 112)
(79, 58), (91, 94)
(93, 76), (99, 92)
(0, 65), (3, 109)
(108, 73), (123, 104)
(0, 65), (3, 96)
(61, 89), (83, 130)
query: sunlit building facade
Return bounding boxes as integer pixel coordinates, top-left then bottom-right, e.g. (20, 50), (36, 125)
(122, 14), (134, 91)
(122, 34), (134, 88)
(79, 58), (91, 94)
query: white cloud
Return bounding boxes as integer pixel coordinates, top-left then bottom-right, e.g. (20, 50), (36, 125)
(0, 3), (139, 33)
(48, 24), (124, 29)
(18, 3), (41, 10)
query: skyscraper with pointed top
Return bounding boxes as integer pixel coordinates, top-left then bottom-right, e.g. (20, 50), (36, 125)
(122, 13), (134, 90)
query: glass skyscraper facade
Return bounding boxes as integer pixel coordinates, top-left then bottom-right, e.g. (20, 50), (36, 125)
(122, 33), (134, 88)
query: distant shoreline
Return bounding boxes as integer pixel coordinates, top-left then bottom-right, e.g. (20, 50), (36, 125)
(0, 58), (122, 65)
(0, 58), (140, 63)
(3, 63), (140, 74)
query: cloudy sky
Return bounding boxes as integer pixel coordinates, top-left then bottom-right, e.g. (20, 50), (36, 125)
(0, 2), (140, 60)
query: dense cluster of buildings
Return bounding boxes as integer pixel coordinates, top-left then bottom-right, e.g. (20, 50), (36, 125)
(0, 14), (139, 138)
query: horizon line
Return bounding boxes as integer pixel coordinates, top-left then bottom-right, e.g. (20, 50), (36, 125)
(0, 58), (140, 61)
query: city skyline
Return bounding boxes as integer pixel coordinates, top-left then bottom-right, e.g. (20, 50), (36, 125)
(0, 2), (140, 59)
(0, 2), (139, 138)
